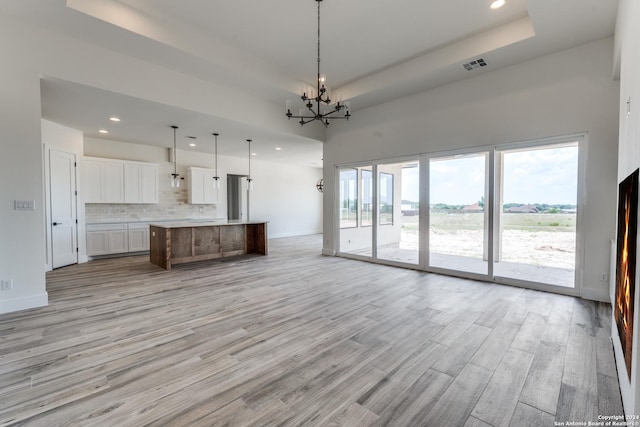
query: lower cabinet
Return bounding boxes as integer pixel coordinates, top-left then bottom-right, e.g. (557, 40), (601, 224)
(128, 223), (150, 252)
(87, 222), (150, 256)
(87, 224), (129, 256)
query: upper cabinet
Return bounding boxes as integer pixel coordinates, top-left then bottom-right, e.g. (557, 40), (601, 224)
(189, 167), (220, 205)
(124, 162), (158, 204)
(84, 158), (124, 203)
(84, 157), (158, 204)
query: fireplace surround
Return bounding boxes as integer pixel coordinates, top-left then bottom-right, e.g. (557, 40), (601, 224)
(615, 168), (639, 379)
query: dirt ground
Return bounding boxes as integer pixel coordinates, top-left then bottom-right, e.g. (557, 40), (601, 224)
(399, 213), (576, 269)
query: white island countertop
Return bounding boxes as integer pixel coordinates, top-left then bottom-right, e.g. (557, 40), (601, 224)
(149, 220), (268, 229)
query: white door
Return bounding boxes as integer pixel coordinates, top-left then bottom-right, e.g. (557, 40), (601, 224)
(50, 149), (78, 268)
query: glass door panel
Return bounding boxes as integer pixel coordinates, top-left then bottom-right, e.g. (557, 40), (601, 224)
(362, 170), (373, 227)
(377, 160), (420, 265)
(429, 153), (489, 275)
(338, 166), (372, 257)
(494, 143), (578, 287)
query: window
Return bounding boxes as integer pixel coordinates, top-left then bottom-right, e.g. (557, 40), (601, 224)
(339, 168), (358, 228)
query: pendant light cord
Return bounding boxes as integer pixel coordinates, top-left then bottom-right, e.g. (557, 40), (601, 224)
(213, 133), (219, 176)
(247, 139), (252, 179)
(172, 125), (178, 176)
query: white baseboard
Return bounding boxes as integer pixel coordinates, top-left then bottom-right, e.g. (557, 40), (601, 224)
(581, 287), (610, 303)
(0, 292), (48, 314)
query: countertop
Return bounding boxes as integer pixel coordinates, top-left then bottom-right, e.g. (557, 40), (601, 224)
(149, 220), (268, 229)
(87, 218), (225, 225)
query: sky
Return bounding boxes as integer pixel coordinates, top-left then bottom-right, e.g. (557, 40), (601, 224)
(400, 145), (578, 205)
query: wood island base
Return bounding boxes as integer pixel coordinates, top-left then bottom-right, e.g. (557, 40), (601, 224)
(149, 221), (268, 270)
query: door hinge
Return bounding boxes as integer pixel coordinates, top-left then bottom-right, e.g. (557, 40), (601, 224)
(76, 219), (78, 224)
(76, 247), (79, 253)
(74, 162), (77, 167)
(75, 190), (78, 196)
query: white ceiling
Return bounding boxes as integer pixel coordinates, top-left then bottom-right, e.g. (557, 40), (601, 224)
(40, 78), (324, 167)
(2, 0), (619, 165)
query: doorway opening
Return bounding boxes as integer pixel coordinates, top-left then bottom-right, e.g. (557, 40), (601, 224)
(227, 174), (249, 221)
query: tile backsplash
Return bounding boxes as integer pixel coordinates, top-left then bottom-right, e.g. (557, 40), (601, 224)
(85, 187), (218, 223)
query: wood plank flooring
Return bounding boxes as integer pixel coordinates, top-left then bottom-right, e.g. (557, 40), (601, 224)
(0, 234), (624, 426)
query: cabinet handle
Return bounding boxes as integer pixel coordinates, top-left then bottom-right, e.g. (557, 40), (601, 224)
(53, 222), (62, 226)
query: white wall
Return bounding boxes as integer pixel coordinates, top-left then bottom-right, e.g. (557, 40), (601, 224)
(324, 37), (619, 302)
(613, 0), (640, 416)
(0, 32), (45, 313)
(84, 138), (322, 239)
(0, 13), (323, 314)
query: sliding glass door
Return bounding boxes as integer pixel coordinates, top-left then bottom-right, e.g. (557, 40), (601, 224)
(493, 142), (578, 288)
(336, 135), (581, 292)
(376, 160), (420, 265)
(338, 166), (372, 257)
(428, 152), (489, 275)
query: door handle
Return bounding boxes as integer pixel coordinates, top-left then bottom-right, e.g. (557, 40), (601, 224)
(53, 222), (62, 226)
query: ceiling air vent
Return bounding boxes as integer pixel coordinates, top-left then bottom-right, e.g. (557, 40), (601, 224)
(462, 58), (487, 71)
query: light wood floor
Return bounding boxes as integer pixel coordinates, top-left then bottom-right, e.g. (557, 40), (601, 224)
(0, 235), (623, 426)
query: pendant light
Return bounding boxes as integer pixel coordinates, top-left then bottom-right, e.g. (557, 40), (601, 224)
(246, 139), (254, 191)
(212, 133), (220, 189)
(170, 125), (181, 188)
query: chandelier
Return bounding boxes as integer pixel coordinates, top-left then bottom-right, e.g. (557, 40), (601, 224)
(286, 0), (351, 127)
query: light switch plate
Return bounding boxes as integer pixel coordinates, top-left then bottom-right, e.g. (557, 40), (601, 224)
(14, 200), (35, 211)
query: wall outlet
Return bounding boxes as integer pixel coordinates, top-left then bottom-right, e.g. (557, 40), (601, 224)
(1, 279), (13, 290)
(600, 272), (608, 282)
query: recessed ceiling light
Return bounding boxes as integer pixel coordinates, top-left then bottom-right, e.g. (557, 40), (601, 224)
(275, 147), (282, 151)
(189, 143), (197, 147)
(98, 129), (108, 134)
(490, 0), (505, 9)
(251, 153), (257, 156)
(109, 117), (120, 122)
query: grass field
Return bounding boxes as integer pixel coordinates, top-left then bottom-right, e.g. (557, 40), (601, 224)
(425, 212), (575, 232)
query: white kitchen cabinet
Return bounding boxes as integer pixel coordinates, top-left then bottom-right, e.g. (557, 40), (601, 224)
(189, 167), (219, 204)
(86, 224), (128, 256)
(84, 158), (124, 203)
(124, 162), (158, 204)
(128, 223), (150, 252)
(84, 157), (158, 204)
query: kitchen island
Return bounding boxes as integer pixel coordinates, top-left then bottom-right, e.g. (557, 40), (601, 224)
(149, 220), (268, 270)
